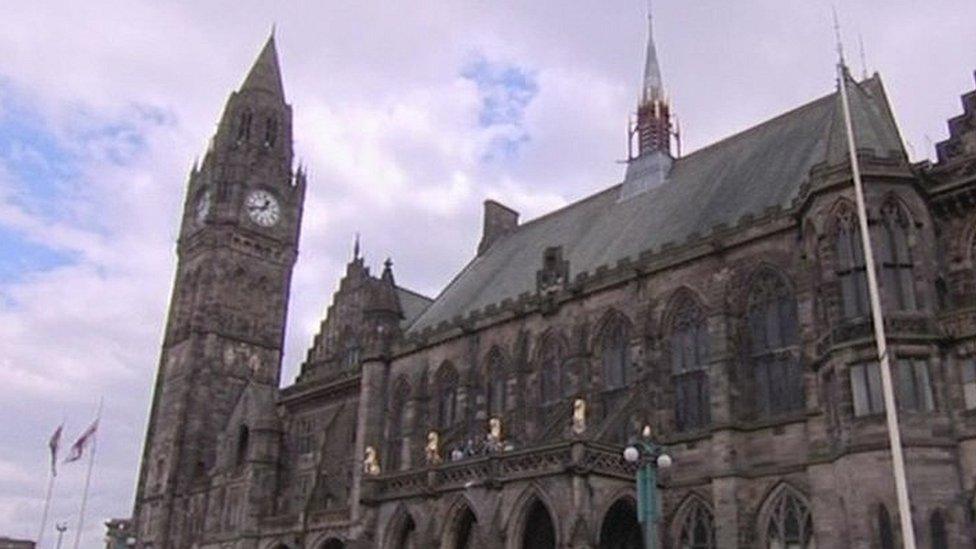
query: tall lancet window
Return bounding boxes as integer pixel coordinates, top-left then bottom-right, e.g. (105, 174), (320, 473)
(436, 363), (459, 429)
(747, 270), (803, 416)
(388, 378), (410, 471)
(539, 336), (564, 405)
(669, 294), (710, 432)
(877, 200), (917, 311)
(485, 350), (507, 418)
(835, 207), (870, 319)
(600, 316), (631, 390)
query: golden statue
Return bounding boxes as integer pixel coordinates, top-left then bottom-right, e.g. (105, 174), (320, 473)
(363, 446), (380, 476)
(485, 417), (504, 452)
(572, 398), (587, 435)
(425, 431), (442, 465)
(489, 417), (503, 442)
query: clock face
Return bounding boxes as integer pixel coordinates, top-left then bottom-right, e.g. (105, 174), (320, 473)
(245, 189), (281, 227)
(195, 190), (211, 225)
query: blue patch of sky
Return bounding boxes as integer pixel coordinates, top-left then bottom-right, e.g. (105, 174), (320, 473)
(460, 55), (539, 162)
(0, 80), (171, 283)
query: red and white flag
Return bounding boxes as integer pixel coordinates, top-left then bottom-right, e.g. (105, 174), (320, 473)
(64, 419), (98, 464)
(48, 424), (63, 476)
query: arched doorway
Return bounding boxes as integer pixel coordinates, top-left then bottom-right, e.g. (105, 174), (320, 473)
(522, 500), (556, 549)
(454, 506), (477, 549)
(599, 498), (643, 549)
(321, 539), (345, 549)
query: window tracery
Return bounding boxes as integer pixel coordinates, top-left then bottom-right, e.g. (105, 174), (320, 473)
(835, 207), (870, 319)
(877, 200), (917, 311)
(747, 270), (802, 416)
(677, 499), (716, 549)
(764, 488), (814, 549)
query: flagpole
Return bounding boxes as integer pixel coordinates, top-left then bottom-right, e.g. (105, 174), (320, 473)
(36, 470), (55, 547)
(72, 398), (102, 549)
(834, 14), (917, 548)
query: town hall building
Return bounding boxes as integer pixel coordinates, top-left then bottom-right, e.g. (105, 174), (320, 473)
(126, 10), (976, 549)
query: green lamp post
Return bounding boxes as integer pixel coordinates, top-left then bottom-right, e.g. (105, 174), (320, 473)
(623, 425), (672, 549)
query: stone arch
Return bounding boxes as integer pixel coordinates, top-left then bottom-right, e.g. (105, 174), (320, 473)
(755, 482), (815, 548)
(596, 494), (642, 548)
(308, 532), (346, 549)
(384, 503), (420, 549)
(668, 492), (716, 549)
(660, 286), (709, 330)
(505, 484), (561, 549)
(439, 494), (482, 549)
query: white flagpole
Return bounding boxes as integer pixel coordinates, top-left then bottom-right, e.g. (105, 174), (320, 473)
(36, 471), (56, 547)
(834, 14), (917, 548)
(72, 399), (102, 549)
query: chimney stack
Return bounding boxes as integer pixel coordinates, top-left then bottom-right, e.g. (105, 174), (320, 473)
(478, 200), (519, 255)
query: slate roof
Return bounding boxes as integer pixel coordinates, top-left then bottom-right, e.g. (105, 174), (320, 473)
(407, 74), (906, 333)
(396, 286), (434, 329)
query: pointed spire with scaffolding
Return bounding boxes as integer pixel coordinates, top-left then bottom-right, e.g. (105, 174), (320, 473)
(622, 0), (676, 199)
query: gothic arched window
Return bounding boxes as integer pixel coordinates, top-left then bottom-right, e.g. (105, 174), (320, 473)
(388, 378), (410, 471)
(669, 294), (710, 431)
(877, 505), (895, 549)
(539, 336), (564, 405)
(764, 488), (814, 549)
(678, 499), (716, 549)
(485, 350), (507, 418)
(835, 207), (870, 319)
(747, 270), (803, 416)
(436, 363), (459, 429)
(930, 510), (948, 549)
(877, 200), (917, 311)
(600, 316), (631, 390)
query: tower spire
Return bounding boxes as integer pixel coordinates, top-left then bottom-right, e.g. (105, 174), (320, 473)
(241, 31), (285, 99)
(621, 0), (674, 199)
(642, 1), (664, 104)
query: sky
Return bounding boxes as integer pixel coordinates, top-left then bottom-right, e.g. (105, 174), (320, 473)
(0, 1), (974, 546)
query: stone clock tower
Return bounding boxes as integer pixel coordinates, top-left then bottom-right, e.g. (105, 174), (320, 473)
(132, 34), (305, 548)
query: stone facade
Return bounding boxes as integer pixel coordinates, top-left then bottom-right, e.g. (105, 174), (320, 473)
(129, 24), (976, 549)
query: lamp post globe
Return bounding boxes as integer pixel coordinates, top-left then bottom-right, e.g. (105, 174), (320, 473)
(623, 446), (641, 463)
(656, 453), (673, 469)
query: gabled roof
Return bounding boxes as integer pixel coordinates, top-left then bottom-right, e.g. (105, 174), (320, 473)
(407, 74), (906, 333)
(396, 286), (434, 329)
